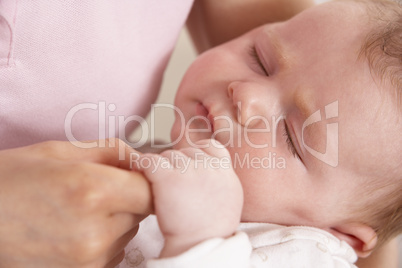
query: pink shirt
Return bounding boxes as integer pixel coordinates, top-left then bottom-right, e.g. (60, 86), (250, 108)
(0, 0), (193, 149)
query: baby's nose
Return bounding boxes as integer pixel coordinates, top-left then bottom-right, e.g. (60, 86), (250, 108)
(227, 81), (270, 128)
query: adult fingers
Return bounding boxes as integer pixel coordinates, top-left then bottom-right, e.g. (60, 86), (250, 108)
(26, 138), (139, 170)
(195, 139), (231, 159)
(99, 166), (153, 215)
(65, 160), (153, 215)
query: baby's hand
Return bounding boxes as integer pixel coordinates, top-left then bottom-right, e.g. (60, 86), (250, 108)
(134, 139), (243, 257)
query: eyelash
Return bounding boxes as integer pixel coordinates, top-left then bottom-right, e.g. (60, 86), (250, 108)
(248, 45), (269, 76)
(283, 122), (301, 160)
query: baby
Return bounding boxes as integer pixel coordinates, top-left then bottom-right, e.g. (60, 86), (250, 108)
(124, 0), (402, 267)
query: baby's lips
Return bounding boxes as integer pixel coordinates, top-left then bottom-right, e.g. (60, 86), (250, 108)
(195, 102), (214, 132)
(195, 102), (209, 117)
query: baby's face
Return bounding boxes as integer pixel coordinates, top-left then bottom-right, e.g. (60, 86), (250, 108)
(171, 2), (401, 227)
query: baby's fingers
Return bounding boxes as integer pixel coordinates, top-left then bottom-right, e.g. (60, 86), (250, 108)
(131, 153), (172, 182)
(195, 139), (232, 159)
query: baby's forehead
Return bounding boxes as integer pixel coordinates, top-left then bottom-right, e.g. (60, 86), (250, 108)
(288, 1), (367, 27)
(272, 1), (370, 57)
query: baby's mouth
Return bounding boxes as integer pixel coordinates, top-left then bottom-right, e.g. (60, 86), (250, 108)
(195, 102), (214, 133)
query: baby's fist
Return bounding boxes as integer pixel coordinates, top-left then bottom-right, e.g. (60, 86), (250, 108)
(136, 139), (243, 257)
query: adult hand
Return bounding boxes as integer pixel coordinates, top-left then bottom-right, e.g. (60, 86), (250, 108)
(0, 138), (152, 268)
(136, 139), (243, 258)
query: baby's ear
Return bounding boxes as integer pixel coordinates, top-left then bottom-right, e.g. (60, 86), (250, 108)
(325, 223), (377, 258)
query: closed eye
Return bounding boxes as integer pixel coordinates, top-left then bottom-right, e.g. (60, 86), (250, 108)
(248, 45), (269, 76)
(283, 121), (301, 161)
